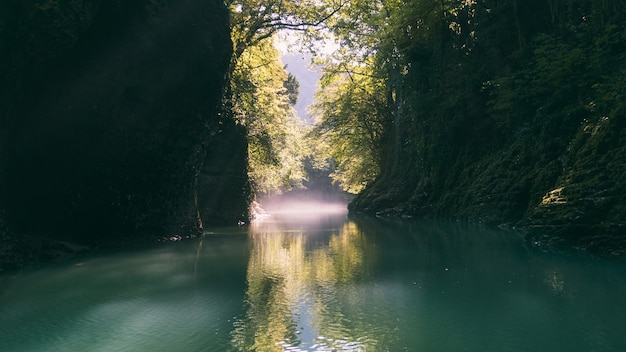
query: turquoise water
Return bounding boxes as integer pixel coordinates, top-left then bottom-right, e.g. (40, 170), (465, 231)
(2, 203), (625, 351)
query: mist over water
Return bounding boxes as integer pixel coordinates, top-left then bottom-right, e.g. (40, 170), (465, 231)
(2, 199), (626, 351)
(260, 200), (348, 216)
(255, 197), (349, 230)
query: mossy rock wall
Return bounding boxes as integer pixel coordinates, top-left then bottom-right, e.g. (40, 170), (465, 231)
(349, 5), (626, 255)
(0, 0), (247, 241)
(351, 102), (626, 255)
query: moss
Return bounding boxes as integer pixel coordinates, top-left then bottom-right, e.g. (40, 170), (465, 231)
(349, 3), (626, 256)
(352, 73), (625, 257)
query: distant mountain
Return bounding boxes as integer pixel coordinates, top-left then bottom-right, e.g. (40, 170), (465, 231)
(281, 53), (320, 124)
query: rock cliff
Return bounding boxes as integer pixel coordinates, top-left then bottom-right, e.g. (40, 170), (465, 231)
(0, 0), (248, 242)
(349, 2), (626, 256)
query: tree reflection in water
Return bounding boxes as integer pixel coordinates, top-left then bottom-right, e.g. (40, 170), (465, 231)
(229, 204), (626, 351)
(230, 209), (383, 351)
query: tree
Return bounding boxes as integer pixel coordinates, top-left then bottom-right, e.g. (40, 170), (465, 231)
(225, 0), (361, 198)
(310, 61), (387, 193)
(284, 72), (299, 106)
(230, 38), (309, 195)
(228, 0), (348, 59)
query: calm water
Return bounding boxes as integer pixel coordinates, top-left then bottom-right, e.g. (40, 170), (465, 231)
(2, 202), (626, 352)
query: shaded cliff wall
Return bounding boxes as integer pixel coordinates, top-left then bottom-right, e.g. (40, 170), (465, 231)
(350, 1), (626, 254)
(0, 0), (247, 240)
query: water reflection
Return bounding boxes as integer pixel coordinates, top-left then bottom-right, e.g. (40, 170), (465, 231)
(232, 209), (385, 351)
(231, 212), (626, 352)
(2, 205), (626, 351)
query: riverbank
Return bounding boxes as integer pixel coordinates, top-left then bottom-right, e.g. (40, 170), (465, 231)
(0, 219), (210, 275)
(0, 227), (82, 275)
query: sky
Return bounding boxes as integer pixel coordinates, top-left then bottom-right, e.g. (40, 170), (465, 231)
(275, 30), (338, 123)
(281, 52), (320, 123)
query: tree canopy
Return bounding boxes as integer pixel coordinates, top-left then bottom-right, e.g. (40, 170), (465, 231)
(310, 60), (386, 193)
(227, 0), (347, 58)
(229, 38), (309, 195)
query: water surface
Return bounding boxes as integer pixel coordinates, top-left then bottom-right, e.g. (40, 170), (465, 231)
(2, 203), (625, 351)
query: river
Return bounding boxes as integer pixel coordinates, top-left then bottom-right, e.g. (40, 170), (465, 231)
(1, 201), (625, 351)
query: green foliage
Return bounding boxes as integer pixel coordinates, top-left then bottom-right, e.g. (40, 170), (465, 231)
(307, 0), (626, 245)
(225, 0), (359, 197)
(229, 39), (309, 195)
(284, 72), (300, 106)
(310, 61), (386, 193)
(488, 7), (626, 136)
(309, 0), (498, 193)
(225, 0), (626, 239)
(227, 0), (348, 58)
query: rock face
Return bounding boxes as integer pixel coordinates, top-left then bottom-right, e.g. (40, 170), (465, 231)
(0, 0), (248, 241)
(351, 107), (626, 255)
(349, 3), (626, 255)
(525, 115), (626, 254)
